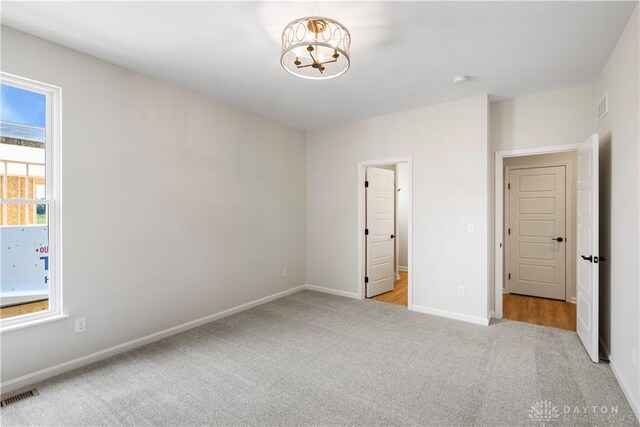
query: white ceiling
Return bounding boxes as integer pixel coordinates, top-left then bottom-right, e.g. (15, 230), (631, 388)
(1, 1), (636, 130)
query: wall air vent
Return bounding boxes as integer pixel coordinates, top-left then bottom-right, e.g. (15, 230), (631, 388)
(598, 92), (608, 122)
(0, 388), (39, 407)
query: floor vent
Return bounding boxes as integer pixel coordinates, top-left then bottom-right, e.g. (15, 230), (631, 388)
(0, 389), (39, 407)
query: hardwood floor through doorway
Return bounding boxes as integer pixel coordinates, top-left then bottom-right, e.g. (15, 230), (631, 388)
(371, 271), (407, 306)
(503, 293), (576, 331)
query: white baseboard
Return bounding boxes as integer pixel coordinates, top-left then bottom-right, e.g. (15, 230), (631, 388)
(488, 311), (496, 322)
(410, 304), (490, 326)
(304, 284), (361, 300)
(570, 296), (577, 304)
(304, 286), (490, 326)
(600, 337), (639, 421)
(600, 336), (611, 356)
(0, 285), (306, 395)
(398, 266), (408, 272)
(609, 355), (640, 421)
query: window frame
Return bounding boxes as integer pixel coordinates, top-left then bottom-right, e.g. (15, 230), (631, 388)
(1, 72), (65, 332)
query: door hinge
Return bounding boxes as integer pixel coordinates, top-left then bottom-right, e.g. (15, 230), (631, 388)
(508, 228), (511, 235)
(508, 183), (511, 190)
(508, 273), (511, 280)
(365, 228), (369, 235)
(365, 180), (369, 188)
(365, 276), (369, 284)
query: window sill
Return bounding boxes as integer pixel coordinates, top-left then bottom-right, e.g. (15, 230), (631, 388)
(0, 313), (69, 333)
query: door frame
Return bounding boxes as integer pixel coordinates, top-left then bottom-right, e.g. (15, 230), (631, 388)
(494, 145), (579, 319)
(504, 162), (575, 302)
(357, 157), (413, 306)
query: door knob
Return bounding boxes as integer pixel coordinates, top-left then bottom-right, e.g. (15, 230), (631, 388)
(551, 237), (564, 242)
(390, 234), (395, 239)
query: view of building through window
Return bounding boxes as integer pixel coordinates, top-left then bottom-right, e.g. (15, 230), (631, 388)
(0, 82), (50, 319)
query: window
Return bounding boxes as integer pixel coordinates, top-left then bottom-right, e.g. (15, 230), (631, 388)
(0, 72), (63, 330)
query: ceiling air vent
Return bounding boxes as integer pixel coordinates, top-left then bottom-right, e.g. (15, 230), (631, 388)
(598, 92), (608, 122)
(0, 388), (39, 407)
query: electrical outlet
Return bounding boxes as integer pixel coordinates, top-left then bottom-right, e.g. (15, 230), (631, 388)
(467, 223), (475, 233)
(75, 317), (86, 333)
(457, 286), (465, 297)
(282, 268), (288, 278)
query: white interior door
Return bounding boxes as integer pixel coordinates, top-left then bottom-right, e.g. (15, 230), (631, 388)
(577, 134), (599, 363)
(366, 167), (395, 297)
(508, 166), (567, 300)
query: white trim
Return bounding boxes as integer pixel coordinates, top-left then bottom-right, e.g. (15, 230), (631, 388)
(398, 266), (408, 272)
(304, 284), (360, 299)
(600, 336), (611, 358)
(410, 304), (490, 326)
(302, 286), (491, 327)
(608, 359), (639, 421)
(494, 144), (580, 319)
(598, 337), (640, 420)
(0, 72), (63, 331)
(600, 339), (640, 420)
(0, 285), (305, 394)
(357, 157), (413, 306)
(609, 362), (640, 420)
(0, 314), (68, 333)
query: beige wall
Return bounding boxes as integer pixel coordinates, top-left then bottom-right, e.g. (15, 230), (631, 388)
(593, 4), (639, 413)
(503, 152), (577, 301)
(1, 26), (306, 386)
(491, 84), (596, 151)
(306, 96), (490, 322)
(489, 85), (596, 319)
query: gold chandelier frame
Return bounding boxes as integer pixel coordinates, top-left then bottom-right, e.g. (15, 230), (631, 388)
(280, 16), (351, 80)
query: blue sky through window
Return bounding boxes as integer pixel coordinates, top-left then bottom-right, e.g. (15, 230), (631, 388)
(1, 84), (46, 128)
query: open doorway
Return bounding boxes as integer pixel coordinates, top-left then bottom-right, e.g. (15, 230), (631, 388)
(495, 136), (601, 363)
(357, 158), (412, 308)
(502, 151), (577, 331)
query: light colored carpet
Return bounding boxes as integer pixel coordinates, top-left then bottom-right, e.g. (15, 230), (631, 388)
(1, 290), (637, 426)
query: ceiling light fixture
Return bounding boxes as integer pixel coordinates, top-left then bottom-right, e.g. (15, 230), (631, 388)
(281, 17), (351, 80)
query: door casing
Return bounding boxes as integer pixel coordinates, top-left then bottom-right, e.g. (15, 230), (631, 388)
(357, 157), (412, 306)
